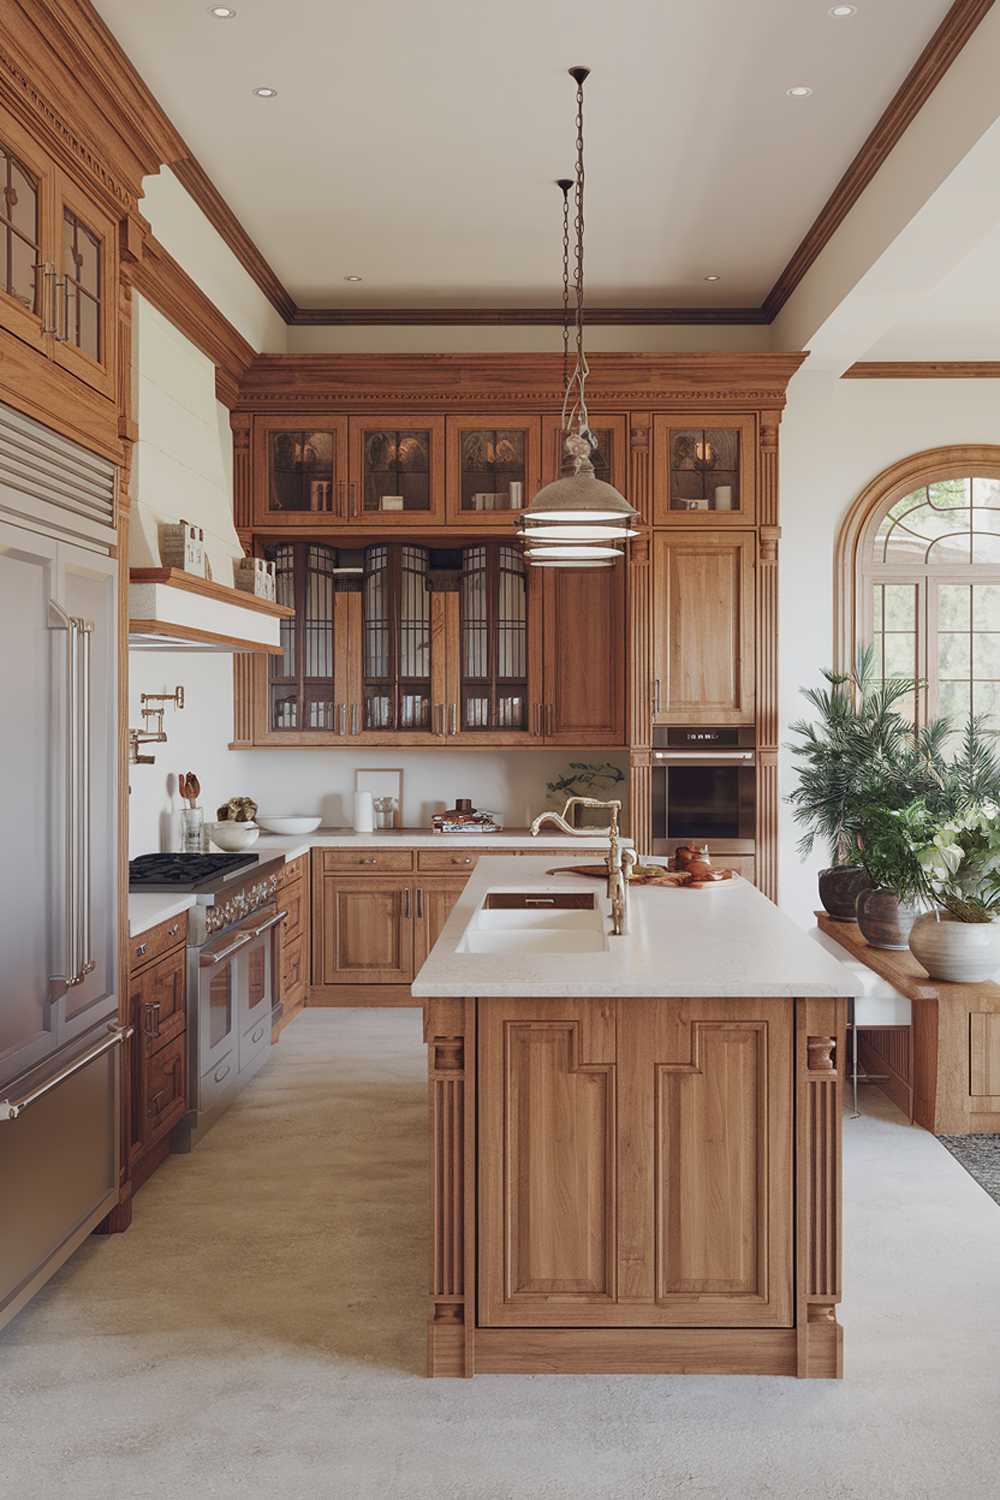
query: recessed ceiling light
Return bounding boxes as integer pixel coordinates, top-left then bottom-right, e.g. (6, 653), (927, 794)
(704, 274), (721, 282)
(252, 86), (278, 98)
(786, 86), (813, 98)
(209, 5), (237, 16)
(344, 275), (363, 282)
(829, 4), (857, 15)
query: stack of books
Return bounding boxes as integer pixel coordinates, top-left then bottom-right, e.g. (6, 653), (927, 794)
(432, 809), (500, 835)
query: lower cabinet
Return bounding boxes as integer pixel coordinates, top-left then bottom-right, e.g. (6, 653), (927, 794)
(315, 876), (415, 989)
(415, 880), (467, 968)
(276, 854), (310, 1036)
(128, 914), (188, 1191)
(478, 996), (793, 1329)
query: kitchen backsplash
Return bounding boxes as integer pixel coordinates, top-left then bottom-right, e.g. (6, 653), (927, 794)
(127, 649), (627, 858)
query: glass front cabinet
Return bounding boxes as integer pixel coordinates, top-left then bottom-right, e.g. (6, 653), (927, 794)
(445, 414), (541, 528)
(652, 413), (756, 524)
(0, 104), (117, 399)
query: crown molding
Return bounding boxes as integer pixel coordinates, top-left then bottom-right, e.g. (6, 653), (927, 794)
(763, 0), (996, 322)
(131, 235), (254, 403)
(234, 351), (808, 409)
(843, 360), (1000, 378)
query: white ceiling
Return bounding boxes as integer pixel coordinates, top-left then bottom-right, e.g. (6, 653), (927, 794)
(95, 0), (953, 310)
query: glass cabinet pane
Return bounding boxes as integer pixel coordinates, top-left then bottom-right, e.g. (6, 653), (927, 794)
(460, 428), (526, 513)
(264, 542), (337, 732)
(669, 425), (741, 514)
(62, 208), (102, 361)
(268, 429), (336, 514)
(460, 543), (528, 730)
(361, 428), (433, 513)
(0, 142), (40, 314)
(363, 544), (431, 731)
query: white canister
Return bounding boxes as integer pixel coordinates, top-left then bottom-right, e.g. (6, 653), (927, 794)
(353, 790), (375, 833)
(714, 484), (734, 511)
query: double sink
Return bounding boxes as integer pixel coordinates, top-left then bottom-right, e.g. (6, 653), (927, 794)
(456, 890), (608, 955)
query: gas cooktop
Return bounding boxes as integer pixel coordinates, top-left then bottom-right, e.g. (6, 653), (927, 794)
(128, 852), (261, 893)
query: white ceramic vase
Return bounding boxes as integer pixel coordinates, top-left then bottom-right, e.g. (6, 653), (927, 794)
(908, 910), (1000, 983)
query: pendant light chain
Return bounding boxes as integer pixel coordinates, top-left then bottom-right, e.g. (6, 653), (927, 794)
(562, 66), (592, 446)
(558, 178), (573, 395)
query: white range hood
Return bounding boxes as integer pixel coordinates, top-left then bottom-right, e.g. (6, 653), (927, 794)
(128, 568), (289, 654)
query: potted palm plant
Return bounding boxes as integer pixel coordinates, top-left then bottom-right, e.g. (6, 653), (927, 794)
(787, 649), (929, 919)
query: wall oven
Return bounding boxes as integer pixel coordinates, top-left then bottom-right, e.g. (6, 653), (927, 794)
(651, 727), (756, 856)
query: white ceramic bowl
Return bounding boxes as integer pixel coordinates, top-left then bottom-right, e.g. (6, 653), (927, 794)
(211, 821), (260, 851)
(254, 814), (322, 835)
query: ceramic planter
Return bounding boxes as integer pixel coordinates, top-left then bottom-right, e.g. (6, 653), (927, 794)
(908, 910), (1000, 983)
(855, 888), (919, 950)
(818, 865), (871, 922)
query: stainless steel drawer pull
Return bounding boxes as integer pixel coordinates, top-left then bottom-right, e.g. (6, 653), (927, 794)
(135, 942), (147, 958)
(525, 897), (556, 905)
(167, 923), (180, 937)
(213, 1062), (231, 1085)
(0, 1023), (133, 1122)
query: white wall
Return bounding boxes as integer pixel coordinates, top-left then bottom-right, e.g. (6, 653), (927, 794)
(778, 370), (1000, 926)
(127, 646), (626, 858)
(141, 167), (286, 353)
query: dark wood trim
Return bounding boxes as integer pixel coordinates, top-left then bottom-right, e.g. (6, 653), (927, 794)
(290, 304), (771, 327)
(129, 567), (294, 618)
(763, 0), (996, 322)
(843, 361), (1000, 379)
(131, 234), (254, 392)
(171, 156), (296, 323)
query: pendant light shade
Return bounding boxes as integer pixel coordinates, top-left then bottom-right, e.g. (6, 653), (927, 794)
(517, 69), (638, 567)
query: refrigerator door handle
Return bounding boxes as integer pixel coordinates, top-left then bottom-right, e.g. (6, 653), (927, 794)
(76, 620), (95, 984)
(0, 1023), (132, 1122)
(47, 602), (79, 999)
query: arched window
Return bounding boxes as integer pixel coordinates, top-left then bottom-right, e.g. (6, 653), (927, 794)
(836, 446), (1000, 750)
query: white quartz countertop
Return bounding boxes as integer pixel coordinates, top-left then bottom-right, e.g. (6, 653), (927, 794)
(128, 892), (197, 938)
(410, 857), (863, 1000)
(252, 829), (621, 864)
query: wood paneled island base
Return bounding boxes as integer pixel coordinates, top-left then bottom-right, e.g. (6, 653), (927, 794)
(423, 992), (847, 1380)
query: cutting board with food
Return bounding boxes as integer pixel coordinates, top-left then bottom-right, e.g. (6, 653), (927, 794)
(546, 845), (736, 889)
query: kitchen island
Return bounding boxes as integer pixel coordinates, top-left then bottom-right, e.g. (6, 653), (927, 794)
(411, 857), (859, 1380)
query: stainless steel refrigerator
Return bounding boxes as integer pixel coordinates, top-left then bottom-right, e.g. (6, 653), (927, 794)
(0, 400), (124, 1329)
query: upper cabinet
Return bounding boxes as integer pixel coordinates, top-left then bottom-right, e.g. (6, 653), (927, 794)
(445, 414), (540, 527)
(359, 543), (433, 732)
(349, 416), (445, 526)
(452, 542), (534, 739)
(258, 540), (346, 740)
(254, 417), (348, 526)
(0, 106), (117, 401)
(540, 563), (625, 744)
(652, 414), (756, 525)
(652, 530), (755, 725)
(541, 412), (627, 494)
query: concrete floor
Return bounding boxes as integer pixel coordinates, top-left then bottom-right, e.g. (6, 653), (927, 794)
(1, 1008), (999, 1500)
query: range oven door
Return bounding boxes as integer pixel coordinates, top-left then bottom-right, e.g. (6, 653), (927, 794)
(652, 749), (756, 855)
(197, 905), (286, 1087)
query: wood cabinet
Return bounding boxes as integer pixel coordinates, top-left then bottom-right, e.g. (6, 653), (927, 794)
(415, 880), (467, 968)
(127, 913), (188, 1191)
(445, 414), (540, 527)
(0, 105), (117, 401)
(652, 414), (756, 525)
(314, 875), (415, 989)
(348, 415), (445, 525)
(541, 412), (628, 494)
(253, 416), (348, 525)
(478, 996), (792, 1329)
(539, 564), (625, 744)
(652, 531), (755, 725)
(275, 854), (310, 1036)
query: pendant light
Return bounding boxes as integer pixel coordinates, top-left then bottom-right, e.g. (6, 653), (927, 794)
(517, 66), (638, 567)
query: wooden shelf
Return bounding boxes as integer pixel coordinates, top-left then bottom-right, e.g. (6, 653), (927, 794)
(816, 912), (941, 1002)
(128, 567), (294, 619)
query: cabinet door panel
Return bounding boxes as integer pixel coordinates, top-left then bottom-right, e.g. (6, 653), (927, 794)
(652, 414), (756, 524)
(479, 999), (617, 1326)
(253, 417), (349, 526)
(139, 1033), (187, 1153)
(0, 107), (53, 354)
(347, 415), (445, 525)
(618, 999), (792, 1326)
(415, 879), (466, 968)
(137, 948), (186, 1056)
(51, 172), (117, 400)
(445, 415), (540, 528)
(653, 531), (755, 724)
(319, 877), (413, 984)
(542, 565), (625, 744)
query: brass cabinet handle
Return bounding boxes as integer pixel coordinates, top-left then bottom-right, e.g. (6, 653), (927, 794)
(336, 480), (346, 516)
(339, 704), (347, 736)
(360, 857), (377, 865)
(402, 887), (411, 919)
(349, 481), (359, 518)
(453, 856), (472, 866)
(351, 703), (359, 735)
(654, 678), (661, 714)
(34, 261), (56, 335)
(53, 276), (70, 342)
(167, 923), (180, 937)
(416, 887), (423, 919)
(449, 703), (458, 737)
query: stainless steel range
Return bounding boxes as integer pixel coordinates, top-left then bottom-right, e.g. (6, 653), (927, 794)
(129, 853), (287, 1145)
